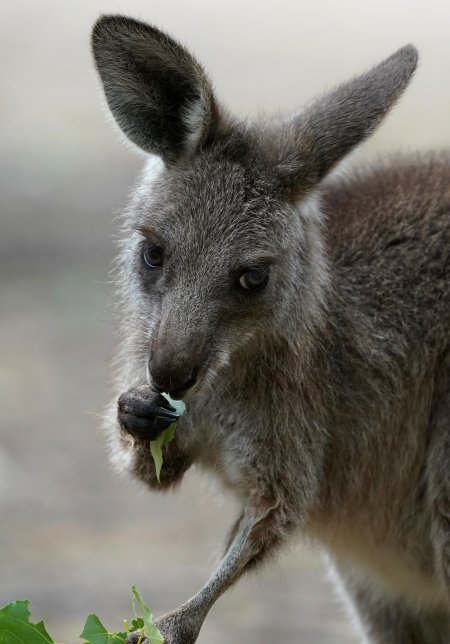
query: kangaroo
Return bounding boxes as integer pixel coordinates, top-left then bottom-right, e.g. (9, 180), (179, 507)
(91, 14), (450, 644)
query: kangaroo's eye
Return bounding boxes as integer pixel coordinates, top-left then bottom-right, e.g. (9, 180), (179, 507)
(143, 245), (164, 268)
(238, 267), (270, 291)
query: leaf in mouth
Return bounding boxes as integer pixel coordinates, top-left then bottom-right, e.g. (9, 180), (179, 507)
(150, 393), (186, 483)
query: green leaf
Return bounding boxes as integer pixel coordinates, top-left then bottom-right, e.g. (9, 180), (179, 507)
(162, 394), (186, 417)
(149, 393), (186, 483)
(123, 617), (143, 635)
(149, 424), (175, 483)
(131, 587), (164, 644)
(130, 618), (144, 632)
(0, 596), (160, 644)
(80, 614), (127, 644)
(0, 600), (55, 644)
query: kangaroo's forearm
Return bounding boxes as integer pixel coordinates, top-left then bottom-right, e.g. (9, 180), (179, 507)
(129, 494), (288, 644)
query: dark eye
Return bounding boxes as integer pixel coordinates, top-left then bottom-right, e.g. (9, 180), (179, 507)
(238, 267), (270, 291)
(143, 245), (164, 268)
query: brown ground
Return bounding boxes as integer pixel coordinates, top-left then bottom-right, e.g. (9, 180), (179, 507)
(0, 267), (357, 643)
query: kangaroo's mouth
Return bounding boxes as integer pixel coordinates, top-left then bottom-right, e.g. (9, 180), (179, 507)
(168, 370), (198, 400)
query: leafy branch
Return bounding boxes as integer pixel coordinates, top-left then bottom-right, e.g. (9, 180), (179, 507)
(0, 587), (163, 644)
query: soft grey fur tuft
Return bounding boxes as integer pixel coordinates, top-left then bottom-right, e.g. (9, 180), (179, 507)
(91, 15), (449, 644)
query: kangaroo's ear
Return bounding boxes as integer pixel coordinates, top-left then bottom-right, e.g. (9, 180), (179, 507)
(259, 45), (418, 198)
(91, 15), (220, 162)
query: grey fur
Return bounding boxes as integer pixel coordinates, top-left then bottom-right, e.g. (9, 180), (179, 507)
(91, 14), (450, 644)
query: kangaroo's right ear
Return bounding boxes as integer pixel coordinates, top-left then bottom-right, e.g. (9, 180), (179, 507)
(91, 15), (220, 162)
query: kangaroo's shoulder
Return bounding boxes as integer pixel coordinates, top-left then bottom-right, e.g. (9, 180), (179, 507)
(322, 153), (450, 346)
(323, 152), (450, 264)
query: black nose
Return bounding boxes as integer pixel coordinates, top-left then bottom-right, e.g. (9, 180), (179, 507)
(149, 361), (198, 399)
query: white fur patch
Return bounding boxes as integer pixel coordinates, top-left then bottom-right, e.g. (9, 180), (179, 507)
(136, 155), (165, 198)
(127, 154), (165, 228)
(299, 190), (323, 222)
(324, 555), (371, 644)
(323, 537), (448, 613)
(182, 96), (207, 152)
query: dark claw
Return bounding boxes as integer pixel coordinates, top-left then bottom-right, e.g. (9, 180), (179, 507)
(161, 409), (178, 419)
(120, 402), (178, 421)
(118, 392), (177, 418)
(155, 393), (177, 413)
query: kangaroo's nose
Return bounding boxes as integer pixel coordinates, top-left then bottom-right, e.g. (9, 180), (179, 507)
(148, 360), (198, 399)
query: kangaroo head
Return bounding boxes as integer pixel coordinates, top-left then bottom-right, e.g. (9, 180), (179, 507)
(92, 15), (418, 398)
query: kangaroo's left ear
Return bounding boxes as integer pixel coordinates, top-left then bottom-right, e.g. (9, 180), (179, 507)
(257, 45), (418, 198)
(91, 15), (222, 163)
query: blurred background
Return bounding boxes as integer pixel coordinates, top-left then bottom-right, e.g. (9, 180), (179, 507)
(1, 1), (449, 642)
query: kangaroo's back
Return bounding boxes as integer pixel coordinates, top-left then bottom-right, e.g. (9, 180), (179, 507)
(324, 154), (450, 353)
